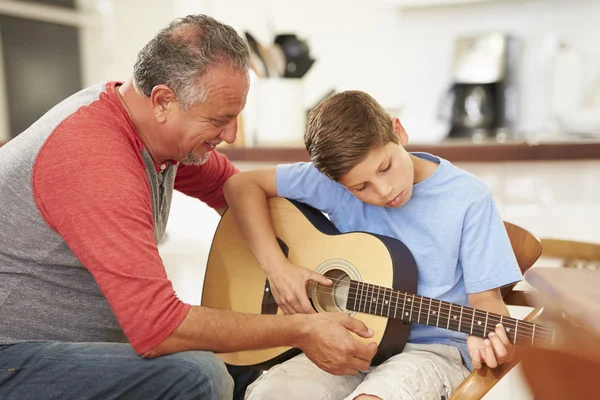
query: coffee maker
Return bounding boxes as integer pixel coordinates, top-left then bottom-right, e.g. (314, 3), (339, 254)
(439, 33), (519, 141)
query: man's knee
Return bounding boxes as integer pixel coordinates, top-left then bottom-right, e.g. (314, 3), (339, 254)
(159, 351), (234, 399)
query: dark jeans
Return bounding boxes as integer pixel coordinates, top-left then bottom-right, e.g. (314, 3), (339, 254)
(0, 341), (260, 400)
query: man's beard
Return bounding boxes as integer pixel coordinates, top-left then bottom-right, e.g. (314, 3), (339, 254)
(181, 151), (210, 166)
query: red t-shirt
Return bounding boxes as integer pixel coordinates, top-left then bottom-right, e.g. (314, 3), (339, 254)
(33, 82), (238, 353)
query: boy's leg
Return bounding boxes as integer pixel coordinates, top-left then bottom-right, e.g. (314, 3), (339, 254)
(345, 343), (469, 400)
(244, 353), (365, 400)
(0, 341), (233, 400)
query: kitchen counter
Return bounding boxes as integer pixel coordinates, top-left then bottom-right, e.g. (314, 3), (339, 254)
(218, 139), (600, 163)
(3, 138), (600, 163)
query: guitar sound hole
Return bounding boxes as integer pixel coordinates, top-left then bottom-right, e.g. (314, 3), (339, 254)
(312, 269), (351, 313)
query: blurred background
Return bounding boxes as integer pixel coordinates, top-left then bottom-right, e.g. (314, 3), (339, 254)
(0, 0), (599, 145)
(0, 1), (599, 398)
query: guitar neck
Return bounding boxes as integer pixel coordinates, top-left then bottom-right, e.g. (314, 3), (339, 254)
(346, 280), (553, 347)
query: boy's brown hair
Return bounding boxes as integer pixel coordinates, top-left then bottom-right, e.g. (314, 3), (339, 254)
(304, 90), (399, 182)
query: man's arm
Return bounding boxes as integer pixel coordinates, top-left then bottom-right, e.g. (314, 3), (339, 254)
(143, 305), (377, 376)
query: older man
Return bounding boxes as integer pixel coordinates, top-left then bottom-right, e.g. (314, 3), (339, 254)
(0, 14), (376, 400)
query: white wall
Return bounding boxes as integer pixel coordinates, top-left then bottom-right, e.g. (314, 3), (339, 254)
(204, 0), (600, 143)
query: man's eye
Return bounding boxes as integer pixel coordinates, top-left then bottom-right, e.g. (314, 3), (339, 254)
(212, 119), (227, 126)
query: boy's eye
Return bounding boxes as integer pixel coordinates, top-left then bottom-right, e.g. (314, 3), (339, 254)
(356, 183), (368, 192)
(381, 162), (392, 172)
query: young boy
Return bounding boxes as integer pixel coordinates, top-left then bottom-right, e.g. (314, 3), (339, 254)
(223, 90), (523, 400)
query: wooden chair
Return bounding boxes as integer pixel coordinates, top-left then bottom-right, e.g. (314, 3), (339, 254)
(539, 238), (600, 270)
(451, 221), (543, 400)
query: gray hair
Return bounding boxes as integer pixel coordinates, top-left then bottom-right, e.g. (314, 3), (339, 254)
(133, 14), (250, 110)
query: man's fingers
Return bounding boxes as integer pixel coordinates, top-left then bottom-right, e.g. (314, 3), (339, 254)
(345, 354), (371, 372)
(342, 315), (374, 339)
(353, 341), (378, 363)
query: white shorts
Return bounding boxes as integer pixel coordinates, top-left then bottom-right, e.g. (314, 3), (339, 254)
(245, 343), (469, 400)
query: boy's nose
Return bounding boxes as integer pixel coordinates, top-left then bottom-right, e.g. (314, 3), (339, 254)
(374, 180), (393, 198)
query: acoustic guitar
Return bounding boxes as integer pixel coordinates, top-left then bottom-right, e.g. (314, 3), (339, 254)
(201, 197), (552, 369)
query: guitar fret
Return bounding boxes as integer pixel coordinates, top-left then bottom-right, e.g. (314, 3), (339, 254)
(426, 298), (431, 325)
(384, 287), (390, 317)
(393, 289), (399, 319)
(345, 283), (552, 349)
(367, 284), (373, 315)
(375, 285), (381, 316)
(484, 312), (489, 337)
(353, 282), (359, 312)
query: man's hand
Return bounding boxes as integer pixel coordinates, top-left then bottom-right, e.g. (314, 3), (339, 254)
(468, 323), (515, 369)
(297, 313), (378, 375)
(266, 260), (332, 315)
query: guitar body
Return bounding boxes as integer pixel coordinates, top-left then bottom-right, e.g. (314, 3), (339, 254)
(202, 197), (418, 369)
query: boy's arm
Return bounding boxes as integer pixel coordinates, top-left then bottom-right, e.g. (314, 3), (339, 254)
(467, 288), (514, 369)
(224, 169), (332, 314)
(223, 169), (288, 271)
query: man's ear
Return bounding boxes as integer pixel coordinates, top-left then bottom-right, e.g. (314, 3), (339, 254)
(392, 118), (409, 146)
(150, 85), (177, 123)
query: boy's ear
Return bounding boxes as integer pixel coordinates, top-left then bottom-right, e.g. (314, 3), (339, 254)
(392, 118), (409, 146)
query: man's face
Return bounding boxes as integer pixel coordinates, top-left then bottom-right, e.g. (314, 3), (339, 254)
(166, 68), (249, 165)
(338, 120), (414, 208)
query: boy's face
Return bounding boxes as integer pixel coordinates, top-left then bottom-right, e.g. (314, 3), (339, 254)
(339, 119), (413, 208)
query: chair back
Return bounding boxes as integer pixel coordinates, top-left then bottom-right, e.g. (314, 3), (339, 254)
(501, 222), (543, 299)
(540, 238), (600, 270)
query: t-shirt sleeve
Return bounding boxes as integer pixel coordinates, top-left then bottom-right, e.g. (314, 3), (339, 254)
(33, 125), (190, 355)
(275, 162), (351, 216)
(174, 150), (239, 209)
(459, 192), (524, 294)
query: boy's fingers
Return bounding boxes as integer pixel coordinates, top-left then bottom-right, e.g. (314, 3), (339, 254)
(310, 272), (332, 286)
(488, 332), (508, 363)
(484, 340), (498, 368)
(495, 324), (511, 346)
(471, 349), (482, 369)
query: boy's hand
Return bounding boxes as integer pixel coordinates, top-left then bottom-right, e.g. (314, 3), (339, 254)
(266, 260), (332, 314)
(467, 323), (515, 369)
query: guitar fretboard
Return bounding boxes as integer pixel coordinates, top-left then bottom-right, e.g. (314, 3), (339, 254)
(346, 281), (553, 347)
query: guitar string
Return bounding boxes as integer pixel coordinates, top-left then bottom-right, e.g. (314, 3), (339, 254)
(314, 282), (553, 339)
(308, 285), (553, 342)
(302, 280), (552, 338)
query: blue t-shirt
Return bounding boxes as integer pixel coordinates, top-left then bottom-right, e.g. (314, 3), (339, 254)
(275, 152), (523, 370)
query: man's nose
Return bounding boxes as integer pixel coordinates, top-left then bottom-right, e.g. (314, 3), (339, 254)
(219, 118), (238, 144)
